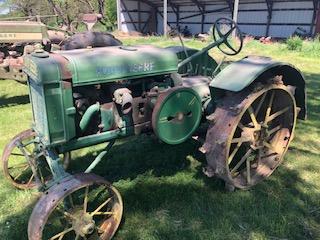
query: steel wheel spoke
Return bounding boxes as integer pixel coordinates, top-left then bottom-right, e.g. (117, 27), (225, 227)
(69, 195), (74, 208)
(83, 186), (89, 213)
(18, 145), (31, 156)
(268, 125), (282, 136)
(258, 149), (262, 162)
(267, 107), (290, 123)
(26, 172), (35, 187)
(264, 91), (275, 124)
(254, 92), (267, 116)
(231, 149), (253, 173)
(247, 106), (259, 129)
(91, 211), (114, 216)
(90, 197), (112, 216)
(10, 152), (26, 157)
(8, 162), (29, 169)
(56, 207), (76, 220)
(49, 227), (73, 240)
(13, 165), (30, 180)
(38, 167), (45, 184)
(228, 142), (242, 164)
(231, 135), (251, 144)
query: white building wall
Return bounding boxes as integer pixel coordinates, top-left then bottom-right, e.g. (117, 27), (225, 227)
(119, 0), (152, 32)
(157, 4), (230, 34)
(120, 0), (316, 38)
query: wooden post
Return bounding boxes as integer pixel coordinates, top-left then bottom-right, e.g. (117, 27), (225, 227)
(177, 6), (180, 29)
(117, 0), (121, 31)
(311, 0), (320, 36)
(138, 0), (141, 32)
(315, 1), (320, 36)
(201, 6), (205, 33)
(232, 0), (239, 37)
(163, 0), (168, 36)
(155, 7), (158, 34)
(265, 0), (273, 36)
(233, 0), (239, 24)
(226, 0), (233, 17)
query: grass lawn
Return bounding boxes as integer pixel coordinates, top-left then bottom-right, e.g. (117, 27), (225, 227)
(0, 37), (319, 240)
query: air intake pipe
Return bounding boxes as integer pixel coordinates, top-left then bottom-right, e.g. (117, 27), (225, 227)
(79, 103), (100, 132)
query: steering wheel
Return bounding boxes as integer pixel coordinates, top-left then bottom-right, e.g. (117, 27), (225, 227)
(213, 17), (243, 56)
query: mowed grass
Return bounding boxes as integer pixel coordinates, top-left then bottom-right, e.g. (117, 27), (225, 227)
(0, 37), (319, 240)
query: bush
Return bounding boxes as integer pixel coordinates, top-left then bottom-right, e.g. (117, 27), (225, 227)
(286, 36), (303, 51)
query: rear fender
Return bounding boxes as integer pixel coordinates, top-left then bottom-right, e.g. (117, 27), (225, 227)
(210, 56), (306, 119)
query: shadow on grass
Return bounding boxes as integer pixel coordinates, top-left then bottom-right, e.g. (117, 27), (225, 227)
(0, 94), (30, 108)
(0, 196), (35, 240)
(1, 134), (319, 240)
(68, 134), (203, 182)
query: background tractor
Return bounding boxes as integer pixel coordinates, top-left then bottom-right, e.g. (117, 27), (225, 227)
(1, 18), (306, 240)
(0, 14), (121, 83)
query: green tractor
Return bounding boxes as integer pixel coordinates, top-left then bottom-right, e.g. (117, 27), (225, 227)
(2, 18), (306, 239)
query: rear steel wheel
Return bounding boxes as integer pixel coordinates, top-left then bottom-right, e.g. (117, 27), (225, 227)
(2, 129), (70, 190)
(28, 173), (123, 240)
(204, 83), (297, 189)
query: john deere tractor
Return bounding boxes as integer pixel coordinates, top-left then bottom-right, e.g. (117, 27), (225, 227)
(2, 18), (306, 239)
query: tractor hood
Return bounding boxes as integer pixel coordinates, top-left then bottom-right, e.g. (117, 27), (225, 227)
(58, 45), (177, 86)
(24, 45), (178, 86)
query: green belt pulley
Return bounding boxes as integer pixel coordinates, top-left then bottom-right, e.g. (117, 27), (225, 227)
(152, 87), (202, 145)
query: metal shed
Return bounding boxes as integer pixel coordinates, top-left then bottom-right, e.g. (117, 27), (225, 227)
(117, 0), (320, 38)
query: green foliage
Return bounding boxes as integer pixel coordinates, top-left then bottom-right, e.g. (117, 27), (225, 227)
(106, 0), (117, 25)
(1, 0), (117, 31)
(286, 36), (303, 51)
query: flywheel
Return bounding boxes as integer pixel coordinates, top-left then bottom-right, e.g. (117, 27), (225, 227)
(152, 87), (202, 145)
(203, 83), (297, 189)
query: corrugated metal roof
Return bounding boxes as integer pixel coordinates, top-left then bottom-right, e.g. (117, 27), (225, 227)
(141, 0), (314, 7)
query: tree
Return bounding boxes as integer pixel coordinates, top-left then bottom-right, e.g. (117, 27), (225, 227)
(3, 0), (118, 30)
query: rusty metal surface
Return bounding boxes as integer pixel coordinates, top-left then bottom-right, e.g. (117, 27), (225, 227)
(0, 56), (26, 82)
(203, 82), (297, 189)
(28, 173), (123, 240)
(50, 53), (73, 80)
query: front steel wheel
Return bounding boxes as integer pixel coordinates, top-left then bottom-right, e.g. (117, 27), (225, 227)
(204, 82), (297, 189)
(2, 129), (70, 190)
(28, 173), (123, 240)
